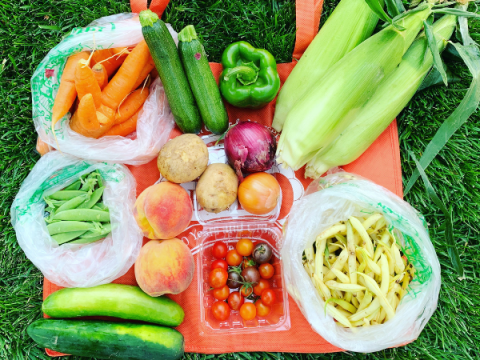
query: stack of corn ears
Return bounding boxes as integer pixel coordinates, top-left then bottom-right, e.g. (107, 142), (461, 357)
(274, 0), (457, 175)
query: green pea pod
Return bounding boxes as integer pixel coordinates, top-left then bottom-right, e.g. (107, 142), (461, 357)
(53, 209), (110, 222)
(92, 203), (109, 211)
(47, 221), (95, 235)
(69, 223), (112, 244)
(68, 234), (108, 244)
(48, 190), (86, 201)
(55, 194), (90, 213)
(78, 187), (105, 209)
(64, 180), (82, 191)
(51, 230), (88, 245)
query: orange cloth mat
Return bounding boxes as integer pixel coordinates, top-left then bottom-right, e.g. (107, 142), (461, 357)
(43, 0), (403, 355)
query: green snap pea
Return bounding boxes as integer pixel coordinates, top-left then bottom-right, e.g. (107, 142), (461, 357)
(92, 203), (109, 211)
(48, 190), (86, 201)
(69, 224), (112, 244)
(78, 187), (105, 209)
(68, 234), (108, 244)
(51, 230), (88, 245)
(55, 194), (90, 213)
(53, 209), (110, 222)
(64, 180), (82, 191)
(47, 221), (95, 235)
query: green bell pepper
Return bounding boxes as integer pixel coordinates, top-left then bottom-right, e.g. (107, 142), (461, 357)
(220, 41), (280, 109)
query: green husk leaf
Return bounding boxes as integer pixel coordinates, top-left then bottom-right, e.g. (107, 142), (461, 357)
(364, 0), (394, 24)
(391, 3), (429, 24)
(405, 43), (480, 194)
(457, 3), (478, 46)
(385, 0), (401, 17)
(394, 0), (406, 13)
(423, 20), (448, 86)
(417, 65), (460, 92)
(432, 8), (480, 19)
(410, 152), (464, 279)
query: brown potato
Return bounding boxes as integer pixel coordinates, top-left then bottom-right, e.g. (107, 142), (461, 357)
(196, 163), (238, 213)
(157, 134), (209, 183)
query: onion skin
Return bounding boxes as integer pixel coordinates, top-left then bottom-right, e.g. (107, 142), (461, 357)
(224, 122), (276, 181)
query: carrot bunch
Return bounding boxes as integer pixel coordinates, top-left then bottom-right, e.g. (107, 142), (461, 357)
(50, 41), (154, 140)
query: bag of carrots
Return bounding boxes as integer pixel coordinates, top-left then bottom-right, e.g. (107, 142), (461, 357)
(10, 151), (143, 288)
(32, 14), (175, 165)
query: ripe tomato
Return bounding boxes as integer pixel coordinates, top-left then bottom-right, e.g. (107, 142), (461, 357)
(261, 288), (276, 305)
(211, 259), (228, 271)
(212, 241), (228, 259)
(227, 291), (244, 311)
(211, 301), (230, 321)
(209, 268), (228, 289)
(213, 285), (230, 301)
(255, 300), (271, 317)
(226, 249), (243, 266)
(236, 238), (254, 257)
(258, 263), (275, 279)
(240, 285), (253, 297)
(239, 302), (256, 321)
(253, 279), (270, 296)
(238, 173), (280, 215)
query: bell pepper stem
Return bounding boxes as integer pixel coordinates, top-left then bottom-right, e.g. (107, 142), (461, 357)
(223, 65), (258, 85)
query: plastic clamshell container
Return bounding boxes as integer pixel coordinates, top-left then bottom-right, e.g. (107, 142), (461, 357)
(197, 223), (291, 334)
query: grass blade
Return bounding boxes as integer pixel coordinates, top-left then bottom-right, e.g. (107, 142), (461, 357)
(409, 152), (464, 278)
(432, 8), (480, 18)
(405, 43), (480, 194)
(423, 20), (448, 86)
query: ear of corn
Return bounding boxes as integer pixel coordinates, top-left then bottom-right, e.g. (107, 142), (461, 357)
(305, 15), (456, 178)
(276, 6), (432, 171)
(272, 0), (383, 132)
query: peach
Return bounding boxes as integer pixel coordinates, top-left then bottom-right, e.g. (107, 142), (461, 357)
(135, 238), (195, 296)
(134, 182), (192, 239)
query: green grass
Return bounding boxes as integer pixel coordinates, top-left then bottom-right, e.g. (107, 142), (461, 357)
(0, 0), (479, 359)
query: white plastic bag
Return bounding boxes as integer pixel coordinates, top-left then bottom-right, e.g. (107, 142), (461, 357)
(10, 151), (143, 288)
(281, 172), (441, 353)
(31, 14), (176, 165)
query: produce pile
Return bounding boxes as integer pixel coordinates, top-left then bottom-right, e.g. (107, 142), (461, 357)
(17, 0), (479, 356)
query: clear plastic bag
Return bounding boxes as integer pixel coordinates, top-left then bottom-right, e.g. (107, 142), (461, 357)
(10, 151), (143, 288)
(281, 172), (441, 353)
(31, 14), (176, 165)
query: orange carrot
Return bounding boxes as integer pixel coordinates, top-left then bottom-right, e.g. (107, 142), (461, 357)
(69, 94), (101, 138)
(91, 48), (128, 77)
(101, 41), (151, 110)
(103, 108), (141, 137)
(114, 87), (149, 124)
(75, 60), (102, 108)
(51, 52), (90, 128)
(92, 63), (108, 90)
(131, 56), (155, 90)
(36, 137), (53, 156)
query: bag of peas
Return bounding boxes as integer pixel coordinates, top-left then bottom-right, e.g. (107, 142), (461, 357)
(10, 151), (143, 288)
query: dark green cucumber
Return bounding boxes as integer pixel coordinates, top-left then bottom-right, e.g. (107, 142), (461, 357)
(28, 319), (184, 360)
(140, 10), (202, 134)
(178, 25), (229, 134)
(42, 284), (184, 327)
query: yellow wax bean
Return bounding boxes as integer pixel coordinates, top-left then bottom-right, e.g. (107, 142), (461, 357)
(350, 216), (374, 257)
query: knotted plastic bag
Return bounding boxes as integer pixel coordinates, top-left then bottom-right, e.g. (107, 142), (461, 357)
(32, 13), (176, 165)
(281, 172), (441, 353)
(11, 151), (143, 288)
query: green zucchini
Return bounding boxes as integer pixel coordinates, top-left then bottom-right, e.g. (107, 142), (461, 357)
(140, 10), (202, 134)
(28, 319), (184, 360)
(178, 25), (229, 134)
(42, 283), (184, 327)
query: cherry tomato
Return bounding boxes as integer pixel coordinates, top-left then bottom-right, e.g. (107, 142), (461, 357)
(242, 266), (260, 286)
(226, 249), (243, 266)
(240, 285), (253, 297)
(211, 301), (230, 321)
(253, 279), (270, 296)
(238, 173), (280, 215)
(209, 268), (228, 289)
(259, 263), (275, 279)
(211, 259), (228, 271)
(236, 238), (254, 257)
(213, 285), (230, 301)
(239, 302), (256, 321)
(212, 241), (228, 259)
(241, 256), (256, 269)
(255, 300), (271, 317)
(227, 291), (244, 311)
(261, 288), (276, 305)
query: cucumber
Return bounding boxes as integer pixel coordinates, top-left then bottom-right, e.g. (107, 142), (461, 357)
(42, 283), (184, 327)
(140, 10), (202, 134)
(178, 25), (229, 135)
(28, 319), (184, 360)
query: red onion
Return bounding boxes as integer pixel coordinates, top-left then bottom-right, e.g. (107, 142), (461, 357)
(224, 122), (276, 181)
